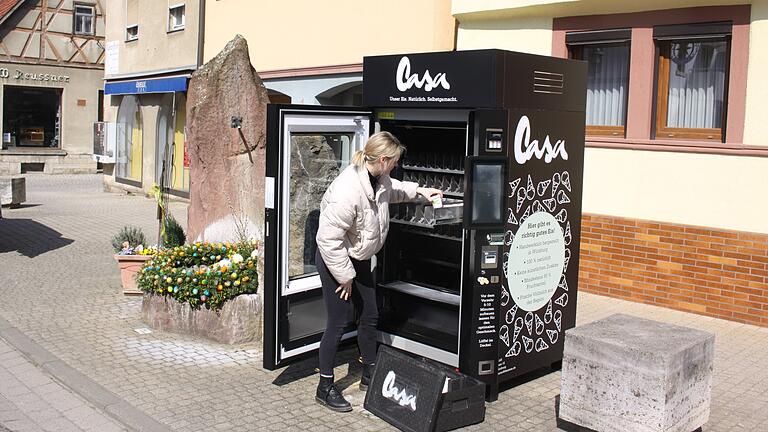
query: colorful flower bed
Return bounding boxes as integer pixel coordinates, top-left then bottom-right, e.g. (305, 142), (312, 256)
(137, 241), (259, 310)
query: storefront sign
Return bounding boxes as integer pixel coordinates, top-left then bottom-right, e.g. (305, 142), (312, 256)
(104, 75), (188, 95)
(363, 50), (500, 108)
(0, 68), (70, 82)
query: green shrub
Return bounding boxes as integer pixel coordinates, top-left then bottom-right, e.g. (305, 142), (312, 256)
(162, 214), (186, 248)
(111, 226), (147, 254)
(136, 241), (259, 310)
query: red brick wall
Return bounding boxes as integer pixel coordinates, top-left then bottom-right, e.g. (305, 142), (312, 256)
(579, 214), (768, 326)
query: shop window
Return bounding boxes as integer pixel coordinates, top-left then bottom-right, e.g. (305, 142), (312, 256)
(116, 95), (143, 185)
(73, 4), (95, 36)
(2, 86), (62, 148)
(567, 29), (630, 137)
(156, 93), (189, 195)
(168, 4), (185, 31)
(654, 23), (731, 141)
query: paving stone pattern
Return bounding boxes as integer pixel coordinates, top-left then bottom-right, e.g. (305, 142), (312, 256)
(0, 339), (125, 432)
(1, 174), (767, 431)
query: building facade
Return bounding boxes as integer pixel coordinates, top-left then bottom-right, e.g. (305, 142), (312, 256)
(454, 0), (768, 326)
(203, 0), (455, 106)
(0, 0), (105, 175)
(102, 0), (201, 197)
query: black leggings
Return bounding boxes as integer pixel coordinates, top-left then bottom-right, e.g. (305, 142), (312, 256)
(315, 249), (379, 377)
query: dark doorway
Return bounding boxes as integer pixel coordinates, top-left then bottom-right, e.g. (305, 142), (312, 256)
(3, 86), (62, 148)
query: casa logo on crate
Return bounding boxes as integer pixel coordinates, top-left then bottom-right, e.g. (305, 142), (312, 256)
(381, 370), (419, 411)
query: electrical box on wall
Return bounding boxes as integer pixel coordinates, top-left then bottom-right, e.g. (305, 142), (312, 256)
(92, 122), (116, 163)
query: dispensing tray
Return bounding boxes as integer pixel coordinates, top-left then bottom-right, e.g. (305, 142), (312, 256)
(390, 197), (463, 229)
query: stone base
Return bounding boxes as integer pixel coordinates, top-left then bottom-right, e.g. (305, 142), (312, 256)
(141, 293), (262, 344)
(554, 395), (704, 432)
(559, 314), (714, 432)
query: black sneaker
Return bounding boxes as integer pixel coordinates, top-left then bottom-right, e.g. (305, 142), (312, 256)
(316, 377), (352, 412)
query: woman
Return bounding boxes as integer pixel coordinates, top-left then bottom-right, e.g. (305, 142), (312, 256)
(314, 131), (443, 412)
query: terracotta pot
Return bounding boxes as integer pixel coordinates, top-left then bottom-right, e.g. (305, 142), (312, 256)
(114, 254), (152, 295)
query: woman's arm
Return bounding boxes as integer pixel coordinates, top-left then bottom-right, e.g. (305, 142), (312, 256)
(316, 199), (357, 285)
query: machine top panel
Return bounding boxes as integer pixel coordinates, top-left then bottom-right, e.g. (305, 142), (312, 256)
(363, 49), (586, 112)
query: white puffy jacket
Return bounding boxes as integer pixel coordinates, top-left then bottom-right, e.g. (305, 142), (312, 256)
(316, 164), (418, 284)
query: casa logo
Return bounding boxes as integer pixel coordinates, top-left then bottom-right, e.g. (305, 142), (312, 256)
(381, 370), (418, 411)
(514, 115), (569, 164)
(396, 56), (450, 92)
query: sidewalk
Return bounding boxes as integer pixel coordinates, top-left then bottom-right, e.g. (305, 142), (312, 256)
(0, 338), (125, 432)
(0, 174), (767, 431)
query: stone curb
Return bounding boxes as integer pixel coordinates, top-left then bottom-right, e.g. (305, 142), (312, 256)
(0, 315), (169, 432)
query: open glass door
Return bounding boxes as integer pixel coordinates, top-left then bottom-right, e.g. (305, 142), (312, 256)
(264, 105), (372, 370)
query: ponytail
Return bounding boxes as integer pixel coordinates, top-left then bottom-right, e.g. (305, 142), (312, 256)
(351, 150), (367, 167)
(353, 132), (405, 167)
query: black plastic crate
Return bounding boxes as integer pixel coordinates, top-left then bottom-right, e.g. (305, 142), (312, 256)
(364, 345), (485, 432)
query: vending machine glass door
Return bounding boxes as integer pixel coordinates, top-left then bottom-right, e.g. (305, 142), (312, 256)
(264, 105), (372, 369)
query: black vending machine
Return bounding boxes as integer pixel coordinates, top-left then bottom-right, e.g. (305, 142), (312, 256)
(263, 49), (587, 401)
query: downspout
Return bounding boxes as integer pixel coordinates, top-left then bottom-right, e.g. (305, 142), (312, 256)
(197, 0), (206, 67)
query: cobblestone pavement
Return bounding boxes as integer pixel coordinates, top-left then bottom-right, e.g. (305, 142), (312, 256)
(0, 339), (126, 432)
(1, 174), (767, 431)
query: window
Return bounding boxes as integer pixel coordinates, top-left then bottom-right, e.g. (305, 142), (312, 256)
(125, 24), (138, 41)
(126, 0), (138, 41)
(73, 4), (95, 35)
(169, 4), (185, 31)
(654, 23), (731, 141)
(568, 29), (631, 137)
(156, 94), (190, 194)
(116, 95), (143, 184)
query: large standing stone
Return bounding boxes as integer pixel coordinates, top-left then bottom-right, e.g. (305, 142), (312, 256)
(185, 35), (268, 341)
(141, 293), (262, 344)
(186, 35), (268, 246)
(559, 314), (714, 432)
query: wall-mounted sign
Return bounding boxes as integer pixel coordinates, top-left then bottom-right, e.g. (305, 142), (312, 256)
(105, 41), (119, 76)
(0, 68), (70, 82)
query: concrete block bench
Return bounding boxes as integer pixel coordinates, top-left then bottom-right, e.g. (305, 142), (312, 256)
(0, 176), (26, 207)
(558, 314), (714, 432)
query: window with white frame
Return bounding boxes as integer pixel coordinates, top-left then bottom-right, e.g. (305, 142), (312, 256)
(169, 4), (185, 31)
(126, 0), (138, 41)
(73, 4), (95, 35)
(126, 25), (138, 41)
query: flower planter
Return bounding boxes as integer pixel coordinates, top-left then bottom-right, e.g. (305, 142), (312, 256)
(141, 293), (262, 344)
(114, 254), (152, 295)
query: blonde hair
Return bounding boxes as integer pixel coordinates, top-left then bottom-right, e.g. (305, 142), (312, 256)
(351, 131), (405, 167)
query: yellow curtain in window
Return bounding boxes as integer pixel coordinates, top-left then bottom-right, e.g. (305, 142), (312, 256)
(130, 109), (142, 181)
(171, 97), (188, 191)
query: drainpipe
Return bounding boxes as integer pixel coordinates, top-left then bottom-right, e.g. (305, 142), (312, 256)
(197, 0), (206, 67)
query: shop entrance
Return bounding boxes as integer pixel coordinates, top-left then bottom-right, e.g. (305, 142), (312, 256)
(3, 86), (62, 148)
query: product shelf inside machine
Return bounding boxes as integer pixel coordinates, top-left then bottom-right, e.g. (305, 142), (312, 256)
(390, 198), (463, 229)
(379, 281), (460, 306)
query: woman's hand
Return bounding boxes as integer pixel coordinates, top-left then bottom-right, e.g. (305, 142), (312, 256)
(416, 187), (444, 200)
(335, 279), (353, 301)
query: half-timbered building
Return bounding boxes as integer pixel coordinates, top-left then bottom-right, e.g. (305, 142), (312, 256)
(0, 0), (104, 174)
